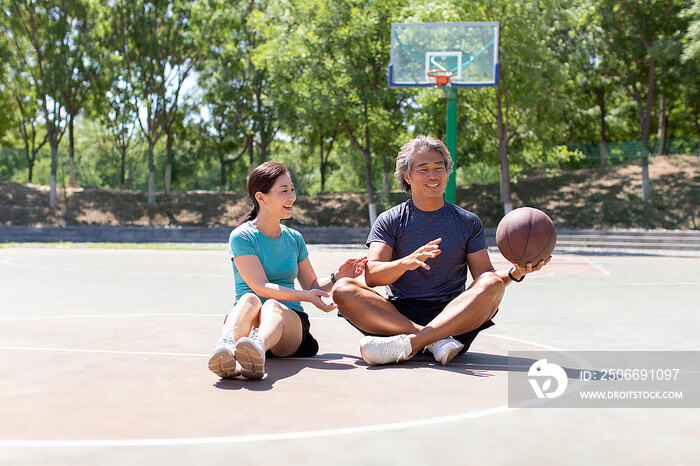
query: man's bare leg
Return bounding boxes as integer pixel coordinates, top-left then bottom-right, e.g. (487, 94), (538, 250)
(406, 272), (505, 353)
(332, 277), (423, 335)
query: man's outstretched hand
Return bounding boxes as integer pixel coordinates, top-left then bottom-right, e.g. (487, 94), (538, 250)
(510, 256), (552, 280)
(401, 238), (442, 271)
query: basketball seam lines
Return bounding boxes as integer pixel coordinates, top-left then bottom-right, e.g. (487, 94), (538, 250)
(505, 213), (516, 263)
(530, 220), (555, 264)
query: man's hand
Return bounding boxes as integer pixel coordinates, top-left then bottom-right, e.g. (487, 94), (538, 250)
(510, 256), (552, 280)
(400, 238), (442, 271)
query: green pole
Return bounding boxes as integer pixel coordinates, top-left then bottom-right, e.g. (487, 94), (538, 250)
(444, 86), (458, 204)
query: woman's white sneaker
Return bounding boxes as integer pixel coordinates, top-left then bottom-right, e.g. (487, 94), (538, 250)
(235, 328), (266, 379)
(208, 335), (241, 378)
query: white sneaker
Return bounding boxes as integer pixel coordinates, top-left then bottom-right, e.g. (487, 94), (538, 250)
(425, 337), (464, 365)
(359, 334), (413, 365)
(235, 328), (266, 379)
(208, 334), (241, 378)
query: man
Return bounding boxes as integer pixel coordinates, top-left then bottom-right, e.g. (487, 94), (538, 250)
(331, 135), (550, 366)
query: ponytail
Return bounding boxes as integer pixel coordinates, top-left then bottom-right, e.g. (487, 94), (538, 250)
(239, 203), (259, 225)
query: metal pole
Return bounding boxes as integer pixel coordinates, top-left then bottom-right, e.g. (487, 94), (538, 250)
(444, 86), (458, 204)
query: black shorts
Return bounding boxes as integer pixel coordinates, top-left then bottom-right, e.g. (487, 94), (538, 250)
(340, 297), (496, 354)
(266, 310), (319, 359)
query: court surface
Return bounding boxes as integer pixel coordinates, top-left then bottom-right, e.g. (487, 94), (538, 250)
(0, 245), (699, 465)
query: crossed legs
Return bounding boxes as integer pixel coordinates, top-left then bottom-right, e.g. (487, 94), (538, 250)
(332, 272), (505, 356)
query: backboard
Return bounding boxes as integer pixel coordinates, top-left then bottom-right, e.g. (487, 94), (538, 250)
(389, 22), (499, 87)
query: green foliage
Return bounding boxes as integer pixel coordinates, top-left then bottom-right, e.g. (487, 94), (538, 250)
(0, 0), (698, 207)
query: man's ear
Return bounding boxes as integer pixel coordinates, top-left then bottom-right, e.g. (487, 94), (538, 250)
(403, 173), (411, 186)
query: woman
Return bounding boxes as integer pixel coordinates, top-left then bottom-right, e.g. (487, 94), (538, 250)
(208, 162), (367, 380)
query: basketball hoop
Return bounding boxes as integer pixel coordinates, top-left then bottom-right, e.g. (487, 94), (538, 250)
(427, 69), (457, 86)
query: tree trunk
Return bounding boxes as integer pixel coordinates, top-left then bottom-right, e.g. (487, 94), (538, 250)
(496, 93), (512, 215)
(24, 144), (33, 183)
(639, 61), (655, 202)
(382, 156), (391, 202)
(50, 143), (58, 208)
(220, 152), (226, 189)
(248, 137), (255, 174)
(120, 146), (126, 188)
(319, 140), (326, 193)
(258, 137), (267, 166)
(363, 149), (376, 225)
(656, 93), (666, 156)
(164, 130), (173, 195)
(147, 142), (156, 205)
(597, 87), (607, 167)
(68, 117), (76, 186)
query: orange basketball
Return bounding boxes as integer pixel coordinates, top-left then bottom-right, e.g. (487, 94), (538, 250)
(496, 207), (556, 267)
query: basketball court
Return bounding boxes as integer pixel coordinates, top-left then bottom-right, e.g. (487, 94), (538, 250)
(1, 245), (698, 465)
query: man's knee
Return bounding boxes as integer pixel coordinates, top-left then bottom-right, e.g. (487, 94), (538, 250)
(475, 272), (506, 302)
(331, 277), (362, 304)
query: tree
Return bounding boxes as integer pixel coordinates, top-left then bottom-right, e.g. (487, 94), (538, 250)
(113, 0), (197, 203)
(682, 0), (700, 62)
(42, 0), (100, 187)
(412, 0), (572, 214)
(0, 10), (47, 182)
(298, 0), (408, 223)
(6, 0), (70, 207)
(596, 0), (685, 201)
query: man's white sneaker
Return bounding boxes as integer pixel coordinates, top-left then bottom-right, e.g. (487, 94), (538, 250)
(208, 334), (241, 378)
(235, 328), (266, 379)
(359, 334), (413, 365)
(425, 337), (464, 365)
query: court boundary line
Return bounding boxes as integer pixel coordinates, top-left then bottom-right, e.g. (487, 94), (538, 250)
(0, 314), (565, 448)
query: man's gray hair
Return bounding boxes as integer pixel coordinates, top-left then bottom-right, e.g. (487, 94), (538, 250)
(394, 135), (453, 193)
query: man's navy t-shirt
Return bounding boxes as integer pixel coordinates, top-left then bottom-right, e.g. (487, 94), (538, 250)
(366, 199), (487, 302)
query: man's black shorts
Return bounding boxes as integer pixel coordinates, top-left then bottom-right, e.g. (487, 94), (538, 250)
(341, 297), (496, 354)
(266, 310), (319, 358)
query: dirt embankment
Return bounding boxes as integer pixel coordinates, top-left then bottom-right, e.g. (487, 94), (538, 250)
(1, 155), (698, 229)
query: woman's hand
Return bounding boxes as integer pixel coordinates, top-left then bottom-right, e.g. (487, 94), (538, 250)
(335, 257), (368, 280)
(305, 289), (337, 312)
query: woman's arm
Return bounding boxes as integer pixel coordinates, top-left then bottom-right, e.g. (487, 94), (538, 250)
(297, 257), (368, 293)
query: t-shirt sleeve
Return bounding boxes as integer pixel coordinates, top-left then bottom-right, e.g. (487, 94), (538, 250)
(466, 215), (487, 254)
(366, 210), (397, 249)
(229, 229), (257, 260)
(292, 229), (309, 263)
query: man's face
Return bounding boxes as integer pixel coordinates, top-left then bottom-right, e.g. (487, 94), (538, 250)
(404, 149), (448, 201)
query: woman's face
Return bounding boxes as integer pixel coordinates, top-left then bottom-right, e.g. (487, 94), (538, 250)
(257, 172), (296, 219)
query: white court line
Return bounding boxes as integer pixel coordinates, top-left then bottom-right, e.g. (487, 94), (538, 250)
(0, 258), (230, 278)
(0, 313), (566, 448)
(0, 346), (206, 358)
(0, 313), (223, 321)
(0, 406), (515, 448)
(583, 257), (611, 276)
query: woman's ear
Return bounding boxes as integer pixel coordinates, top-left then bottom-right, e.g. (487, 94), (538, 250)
(255, 191), (265, 205)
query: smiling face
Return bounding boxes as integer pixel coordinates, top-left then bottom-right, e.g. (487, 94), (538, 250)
(404, 149), (448, 203)
(256, 172), (296, 219)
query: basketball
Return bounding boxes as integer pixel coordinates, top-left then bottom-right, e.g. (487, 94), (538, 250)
(496, 207), (557, 267)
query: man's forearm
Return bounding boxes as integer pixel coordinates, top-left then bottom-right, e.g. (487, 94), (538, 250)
(364, 259), (410, 287)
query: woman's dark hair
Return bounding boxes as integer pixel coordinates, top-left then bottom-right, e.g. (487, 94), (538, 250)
(239, 161), (290, 225)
